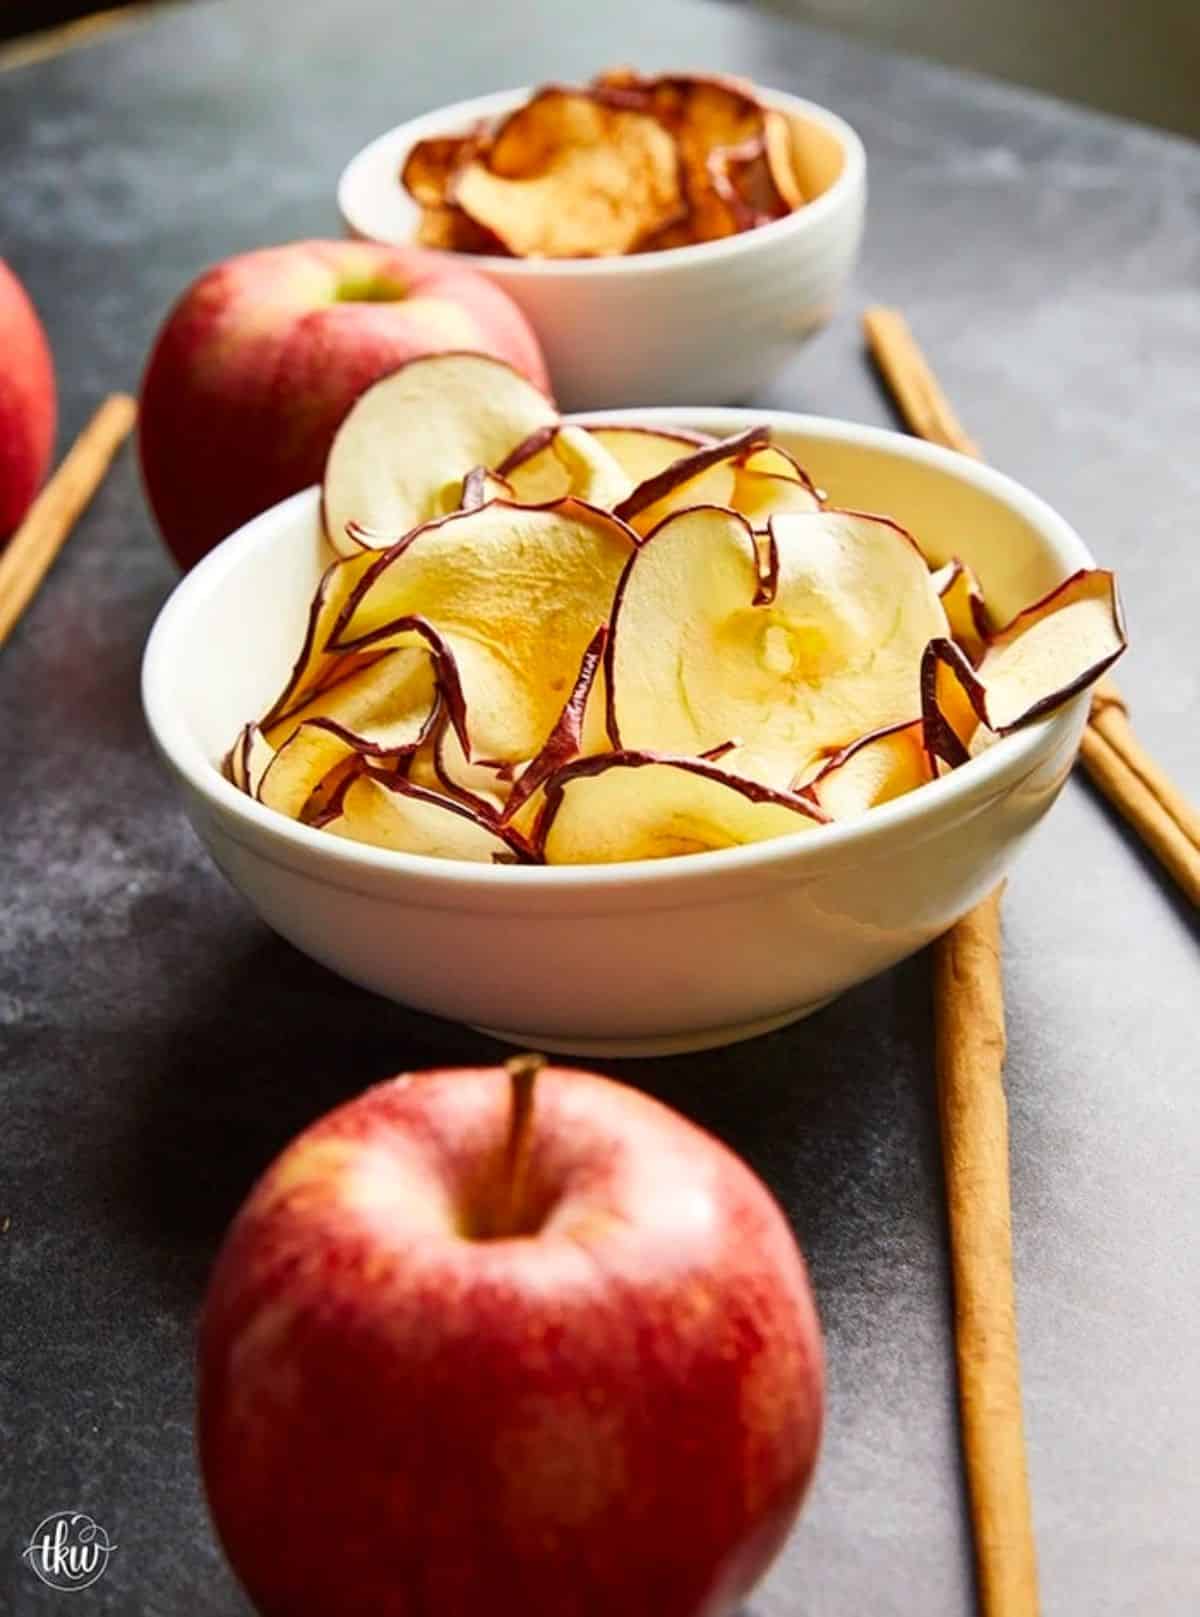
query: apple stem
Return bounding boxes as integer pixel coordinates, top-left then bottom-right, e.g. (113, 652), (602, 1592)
(500, 1053), (545, 1236)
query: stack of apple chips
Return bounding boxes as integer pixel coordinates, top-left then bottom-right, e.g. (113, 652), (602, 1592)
(227, 353), (1125, 864)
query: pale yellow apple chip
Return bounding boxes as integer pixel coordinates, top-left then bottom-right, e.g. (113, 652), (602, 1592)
(609, 505), (949, 786)
(322, 352), (558, 555)
(327, 770), (525, 863)
(800, 721), (932, 820)
(452, 89), (685, 258)
(730, 444), (822, 528)
(614, 426), (771, 536)
(263, 646), (438, 757)
(226, 722), (275, 796)
(921, 569), (1125, 765)
(931, 557), (990, 663)
(408, 709), (513, 819)
(330, 498), (636, 764)
(497, 425), (632, 509)
(582, 424), (713, 482)
(257, 721), (360, 821)
(501, 625), (609, 837)
(535, 752), (826, 864)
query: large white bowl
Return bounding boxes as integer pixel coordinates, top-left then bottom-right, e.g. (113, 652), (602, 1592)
(337, 87), (866, 411)
(143, 410), (1094, 1058)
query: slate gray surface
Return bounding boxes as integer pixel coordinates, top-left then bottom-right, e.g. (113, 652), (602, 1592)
(1, 1), (1197, 1612)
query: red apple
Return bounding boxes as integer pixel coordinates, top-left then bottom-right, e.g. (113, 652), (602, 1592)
(138, 240), (550, 571)
(0, 259), (56, 537)
(198, 1061), (823, 1617)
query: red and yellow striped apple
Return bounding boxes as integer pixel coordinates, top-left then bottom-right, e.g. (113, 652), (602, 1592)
(198, 1061), (824, 1617)
(138, 240), (549, 571)
(0, 259), (56, 537)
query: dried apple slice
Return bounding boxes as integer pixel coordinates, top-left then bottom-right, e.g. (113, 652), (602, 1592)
(581, 424), (713, 483)
(501, 625), (608, 832)
(400, 127), (486, 207)
(799, 721), (931, 820)
(263, 646), (437, 760)
(226, 722), (275, 796)
(331, 498), (636, 765)
(497, 425), (632, 509)
(609, 505), (949, 786)
(535, 752), (826, 864)
(921, 569), (1125, 766)
(327, 770), (527, 863)
(452, 89), (685, 258)
(931, 558), (990, 663)
(731, 444), (822, 528)
(258, 721), (360, 821)
(322, 352), (557, 554)
(414, 204), (509, 255)
(459, 466), (514, 512)
(613, 426), (770, 534)
(408, 709), (512, 819)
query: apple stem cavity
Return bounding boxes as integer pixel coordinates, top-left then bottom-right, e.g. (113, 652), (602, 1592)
(498, 1053), (546, 1237)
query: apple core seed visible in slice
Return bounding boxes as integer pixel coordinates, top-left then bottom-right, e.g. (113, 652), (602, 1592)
(609, 505), (949, 786)
(459, 466), (514, 512)
(327, 770), (527, 862)
(535, 752), (826, 864)
(331, 498), (636, 765)
(322, 352), (558, 556)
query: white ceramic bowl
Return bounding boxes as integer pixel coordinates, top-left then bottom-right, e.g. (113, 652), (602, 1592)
(337, 88), (866, 411)
(143, 410), (1094, 1058)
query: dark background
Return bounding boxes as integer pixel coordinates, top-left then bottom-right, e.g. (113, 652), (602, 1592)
(1, 0), (1198, 1612)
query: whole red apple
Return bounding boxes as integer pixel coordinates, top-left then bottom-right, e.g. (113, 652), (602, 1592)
(0, 259), (56, 537)
(198, 1061), (823, 1617)
(138, 240), (550, 571)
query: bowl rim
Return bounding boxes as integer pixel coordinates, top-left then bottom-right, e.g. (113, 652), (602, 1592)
(142, 407), (1094, 894)
(336, 83), (867, 276)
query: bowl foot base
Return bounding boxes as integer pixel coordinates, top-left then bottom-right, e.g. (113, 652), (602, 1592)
(471, 997), (837, 1059)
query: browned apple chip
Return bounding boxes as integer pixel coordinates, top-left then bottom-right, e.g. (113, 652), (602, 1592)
(413, 204), (510, 255)
(452, 89), (685, 259)
(401, 132), (482, 207)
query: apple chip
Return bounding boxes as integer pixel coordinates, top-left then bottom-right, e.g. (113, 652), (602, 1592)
(400, 128), (485, 207)
(535, 752), (826, 864)
(923, 569), (1125, 765)
(322, 352), (558, 554)
(452, 89), (685, 259)
(256, 721), (363, 821)
(413, 204), (509, 255)
(931, 558), (990, 664)
(263, 646), (437, 758)
(408, 709), (512, 819)
(502, 625), (609, 833)
(800, 721), (932, 820)
(731, 444), (822, 528)
(613, 426), (770, 535)
(259, 552), (380, 727)
(331, 498), (636, 764)
(458, 466), (514, 512)
(609, 505), (949, 786)
(497, 425), (633, 509)
(327, 770), (526, 863)
(226, 722), (275, 796)
(582, 424), (713, 482)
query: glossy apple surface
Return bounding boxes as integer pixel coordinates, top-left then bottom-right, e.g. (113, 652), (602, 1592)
(198, 1063), (823, 1617)
(138, 239), (550, 570)
(0, 259), (56, 537)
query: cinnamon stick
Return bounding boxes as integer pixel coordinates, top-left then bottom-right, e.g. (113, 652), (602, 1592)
(1078, 725), (1200, 906)
(1087, 680), (1200, 855)
(864, 306), (1040, 1616)
(863, 305), (982, 459)
(0, 394), (137, 650)
(933, 892), (1038, 1617)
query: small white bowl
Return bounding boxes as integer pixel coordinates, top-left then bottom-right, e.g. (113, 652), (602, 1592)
(337, 87), (866, 411)
(143, 410), (1094, 1058)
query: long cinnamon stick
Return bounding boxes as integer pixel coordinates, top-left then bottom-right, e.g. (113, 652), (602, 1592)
(0, 394), (137, 650)
(933, 892), (1038, 1617)
(1087, 680), (1200, 854)
(1078, 725), (1200, 906)
(864, 306), (1040, 1617)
